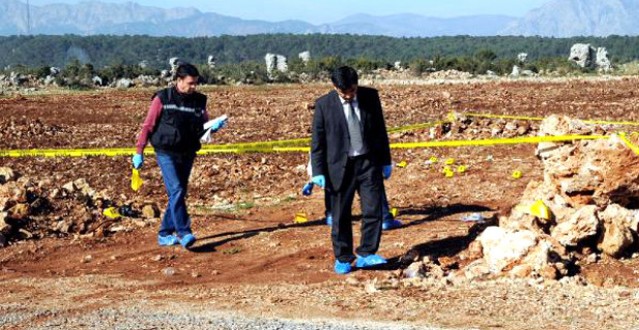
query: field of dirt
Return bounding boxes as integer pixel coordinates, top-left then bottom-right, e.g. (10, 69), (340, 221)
(2, 77), (639, 329)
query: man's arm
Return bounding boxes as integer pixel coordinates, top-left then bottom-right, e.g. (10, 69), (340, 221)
(135, 97), (162, 154)
(311, 100), (327, 177)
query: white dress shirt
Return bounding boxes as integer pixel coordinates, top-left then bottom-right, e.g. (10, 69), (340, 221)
(338, 95), (367, 157)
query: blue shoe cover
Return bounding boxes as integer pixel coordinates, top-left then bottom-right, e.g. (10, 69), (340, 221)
(179, 233), (196, 249)
(382, 219), (403, 231)
(334, 260), (352, 274)
(157, 234), (179, 246)
(356, 254), (387, 268)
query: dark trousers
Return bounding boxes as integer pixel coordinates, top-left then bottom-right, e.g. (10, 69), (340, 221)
(156, 151), (195, 237)
(325, 185), (393, 222)
(330, 155), (384, 262)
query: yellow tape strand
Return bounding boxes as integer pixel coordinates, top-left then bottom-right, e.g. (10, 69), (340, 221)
(0, 134), (609, 158)
(465, 112), (639, 127)
(0, 120), (445, 158)
(390, 134), (607, 149)
(618, 132), (639, 155)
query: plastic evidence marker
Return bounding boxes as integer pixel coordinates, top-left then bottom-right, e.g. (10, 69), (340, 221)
(294, 213), (308, 224)
(131, 168), (143, 191)
(529, 200), (552, 220)
(512, 170), (523, 179)
(103, 207), (121, 219)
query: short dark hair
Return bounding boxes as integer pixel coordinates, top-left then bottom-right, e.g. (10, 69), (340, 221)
(175, 63), (200, 79)
(331, 66), (358, 90)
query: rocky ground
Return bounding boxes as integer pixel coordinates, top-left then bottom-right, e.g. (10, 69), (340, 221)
(2, 78), (639, 329)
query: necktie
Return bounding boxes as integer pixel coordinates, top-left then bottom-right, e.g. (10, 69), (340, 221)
(346, 101), (364, 152)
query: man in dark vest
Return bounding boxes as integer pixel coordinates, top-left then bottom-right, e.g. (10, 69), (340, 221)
(132, 63), (227, 249)
(311, 66), (392, 274)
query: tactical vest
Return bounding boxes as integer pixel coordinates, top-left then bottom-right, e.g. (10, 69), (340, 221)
(149, 87), (206, 155)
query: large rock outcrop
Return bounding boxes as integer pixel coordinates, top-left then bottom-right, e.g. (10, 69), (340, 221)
(468, 115), (639, 280)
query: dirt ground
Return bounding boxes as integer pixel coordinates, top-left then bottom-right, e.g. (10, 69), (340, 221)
(2, 78), (639, 329)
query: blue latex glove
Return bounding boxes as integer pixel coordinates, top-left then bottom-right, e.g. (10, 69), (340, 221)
(311, 175), (325, 188)
(382, 165), (392, 179)
(302, 182), (314, 196)
(211, 117), (228, 132)
(132, 153), (144, 169)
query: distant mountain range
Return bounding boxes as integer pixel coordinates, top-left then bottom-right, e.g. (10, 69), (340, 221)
(0, 0), (638, 37)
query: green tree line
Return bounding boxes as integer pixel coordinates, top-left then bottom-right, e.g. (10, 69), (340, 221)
(1, 34), (638, 69)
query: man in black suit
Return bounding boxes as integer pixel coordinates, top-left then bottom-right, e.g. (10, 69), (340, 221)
(311, 66), (392, 274)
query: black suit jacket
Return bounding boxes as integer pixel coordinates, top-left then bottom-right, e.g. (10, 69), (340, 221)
(311, 86), (391, 191)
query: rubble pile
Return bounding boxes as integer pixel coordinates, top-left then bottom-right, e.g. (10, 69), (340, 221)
(392, 111), (541, 144)
(0, 167), (160, 247)
(388, 115), (639, 284)
(488, 115), (639, 275)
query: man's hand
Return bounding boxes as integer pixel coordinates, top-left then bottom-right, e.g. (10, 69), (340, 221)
(311, 175), (325, 188)
(382, 165), (392, 180)
(301, 182), (314, 196)
(132, 153), (144, 169)
(211, 116), (228, 132)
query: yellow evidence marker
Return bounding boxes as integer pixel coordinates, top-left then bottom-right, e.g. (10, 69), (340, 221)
(294, 213), (308, 224)
(131, 168), (143, 191)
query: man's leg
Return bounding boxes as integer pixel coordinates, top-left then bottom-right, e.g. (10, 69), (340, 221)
(331, 160), (358, 263)
(173, 154), (195, 237)
(157, 153), (192, 238)
(355, 157), (384, 257)
(324, 188), (333, 225)
(156, 153), (179, 237)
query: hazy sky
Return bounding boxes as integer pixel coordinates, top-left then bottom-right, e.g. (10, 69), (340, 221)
(27, 0), (551, 24)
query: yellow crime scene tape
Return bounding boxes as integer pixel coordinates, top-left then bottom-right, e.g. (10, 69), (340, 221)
(0, 120), (447, 158)
(0, 115), (627, 158)
(462, 112), (639, 127)
(199, 120), (448, 152)
(0, 133), (610, 157)
(390, 134), (608, 149)
(618, 132), (639, 155)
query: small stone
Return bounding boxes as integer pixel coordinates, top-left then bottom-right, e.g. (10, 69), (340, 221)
(539, 264), (559, 280)
(364, 279), (379, 294)
(62, 182), (75, 193)
(0, 167), (16, 183)
(461, 240), (484, 260)
(0, 212), (8, 231)
(586, 253), (599, 264)
(437, 256), (458, 270)
(510, 264), (533, 278)
(82, 255), (93, 263)
(152, 254), (163, 262)
(403, 262), (425, 279)
(162, 267), (176, 276)
(191, 272), (201, 278)
(211, 270), (220, 275)
(49, 189), (60, 199)
(142, 204), (160, 219)
(345, 276), (360, 286)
